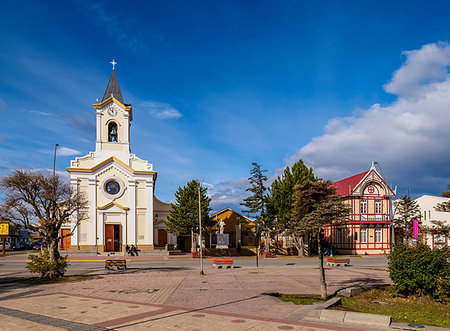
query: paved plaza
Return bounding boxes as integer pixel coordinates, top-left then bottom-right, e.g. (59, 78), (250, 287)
(0, 255), (410, 330)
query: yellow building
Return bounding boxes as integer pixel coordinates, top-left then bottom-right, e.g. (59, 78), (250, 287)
(66, 66), (172, 253)
(209, 208), (255, 247)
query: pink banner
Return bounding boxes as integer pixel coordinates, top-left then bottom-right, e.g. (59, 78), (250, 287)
(413, 219), (418, 239)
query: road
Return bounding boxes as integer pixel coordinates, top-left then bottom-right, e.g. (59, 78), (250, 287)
(0, 253), (388, 280)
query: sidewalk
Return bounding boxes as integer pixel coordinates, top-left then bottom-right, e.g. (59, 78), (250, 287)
(0, 264), (392, 330)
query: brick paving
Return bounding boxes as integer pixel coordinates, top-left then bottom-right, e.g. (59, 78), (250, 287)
(0, 259), (392, 330)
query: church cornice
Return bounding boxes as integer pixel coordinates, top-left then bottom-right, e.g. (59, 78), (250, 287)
(97, 201), (130, 211)
(93, 96), (133, 121)
(67, 156), (157, 178)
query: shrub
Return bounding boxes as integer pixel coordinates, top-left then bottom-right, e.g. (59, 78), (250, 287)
(26, 248), (69, 279)
(388, 243), (450, 298)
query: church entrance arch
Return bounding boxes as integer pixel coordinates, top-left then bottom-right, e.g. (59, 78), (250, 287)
(105, 224), (121, 252)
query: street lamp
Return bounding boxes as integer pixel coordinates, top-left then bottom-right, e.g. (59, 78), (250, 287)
(53, 144), (59, 177)
(198, 181), (204, 276)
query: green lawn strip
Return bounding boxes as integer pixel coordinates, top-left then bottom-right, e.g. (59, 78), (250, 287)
(270, 293), (328, 305)
(331, 286), (449, 328)
(5, 275), (102, 285)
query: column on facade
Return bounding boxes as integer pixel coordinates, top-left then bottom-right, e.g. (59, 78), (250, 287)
(88, 177), (97, 248)
(128, 179), (136, 245)
(123, 112), (130, 147)
(146, 178), (154, 247)
(70, 177), (79, 248)
(95, 109), (102, 152)
(98, 211), (104, 248)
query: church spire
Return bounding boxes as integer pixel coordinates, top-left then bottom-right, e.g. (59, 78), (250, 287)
(102, 60), (124, 104)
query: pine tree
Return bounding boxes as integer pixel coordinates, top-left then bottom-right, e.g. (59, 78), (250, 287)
(240, 163), (268, 247)
(441, 184), (450, 198)
(393, 195), (421, 243)
(292, 180), (350, 299)
(165, 180), (213, 238)
(267, 160), (315, 255)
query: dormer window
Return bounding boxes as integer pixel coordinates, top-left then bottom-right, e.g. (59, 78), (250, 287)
(108, 122), (118, 142)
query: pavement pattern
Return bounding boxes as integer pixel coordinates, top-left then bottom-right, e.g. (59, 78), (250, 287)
(0, 257), (394, 330)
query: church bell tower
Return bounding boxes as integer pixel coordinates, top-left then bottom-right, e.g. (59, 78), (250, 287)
(93, 60), (133, 161)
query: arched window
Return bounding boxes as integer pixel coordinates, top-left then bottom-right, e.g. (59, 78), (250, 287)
(108, 122), (118, 142)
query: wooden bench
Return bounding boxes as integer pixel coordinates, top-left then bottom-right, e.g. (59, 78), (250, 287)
(262, 251), (273, 258)
(212, 259), (234, 269)
(105, 259), (127, 270)
(326, 258), (350, 267)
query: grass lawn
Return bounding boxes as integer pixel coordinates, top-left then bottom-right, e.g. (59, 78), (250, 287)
(331, 286), (449, 328)
(5, 275), (102, 285)
(271, 293), (328, 305)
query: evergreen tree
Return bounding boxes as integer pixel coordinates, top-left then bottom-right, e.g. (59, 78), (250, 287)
(393, 195), (421, 243)
(240, 163), (268, 246)
(166, 180), (213, 238)
(267, 160), (315, 255)
(292, 180), (350, 299)
(435, 184), (450, 212)
(441, 184), (450, 198)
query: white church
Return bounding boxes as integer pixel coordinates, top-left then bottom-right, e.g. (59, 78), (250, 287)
(64, 64), (175, 253)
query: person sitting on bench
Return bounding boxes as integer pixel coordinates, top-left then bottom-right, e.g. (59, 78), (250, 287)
(129, 244), (139, 256)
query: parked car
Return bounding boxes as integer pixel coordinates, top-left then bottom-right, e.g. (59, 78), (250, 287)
(0, 241), (11, 251)
(32, 241), (47, 250)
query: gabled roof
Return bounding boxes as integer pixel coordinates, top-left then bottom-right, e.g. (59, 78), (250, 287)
(332, 171), (369, 196)
(102, 69), (124, 104)
(209, 208), (254, 222)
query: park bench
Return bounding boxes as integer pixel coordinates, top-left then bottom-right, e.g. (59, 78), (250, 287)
(326, 258), (350, 267)
(105, 259), (127, 270)
(212, 259), (234, 269)
(262, 251), (273, 258)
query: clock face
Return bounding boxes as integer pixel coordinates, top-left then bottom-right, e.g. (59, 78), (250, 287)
(105, 179), (121, 195)
(107, 106), (117, 117)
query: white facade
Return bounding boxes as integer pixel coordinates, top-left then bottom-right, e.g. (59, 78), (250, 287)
(66, 69), (174, 252)
(415, 195), (450, 248)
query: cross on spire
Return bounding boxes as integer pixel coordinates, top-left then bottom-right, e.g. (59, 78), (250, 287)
(110, 59), (117, 70)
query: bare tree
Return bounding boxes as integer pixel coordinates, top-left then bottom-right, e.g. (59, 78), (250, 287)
(0, 170), (87, 277)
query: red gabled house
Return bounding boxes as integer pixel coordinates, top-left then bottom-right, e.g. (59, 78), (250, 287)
(324, 162), (396, 255)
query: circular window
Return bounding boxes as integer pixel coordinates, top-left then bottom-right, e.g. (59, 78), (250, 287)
(105, 179), (121, 195)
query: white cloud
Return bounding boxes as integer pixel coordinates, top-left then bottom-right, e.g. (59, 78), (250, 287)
(384, 42), (450, 99)
(288, 42), (450, 193)
(29, 110), (51, 116)
(57, 146), (81, 156)
(141, 101), (183, 119)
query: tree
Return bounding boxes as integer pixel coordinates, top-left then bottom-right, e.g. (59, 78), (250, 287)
(393, 196), (421, 243)
(165, 180), (213, 249)
(267, 160), (315, 256)
(435, 184), (450, 212)
(292, 180), (350, 299)
(441, 184), (450, 198)
(0, 170), (88, 278)
(240, 163), (269, 248)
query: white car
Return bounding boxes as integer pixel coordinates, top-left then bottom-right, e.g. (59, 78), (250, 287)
(1, 241), (11, 250)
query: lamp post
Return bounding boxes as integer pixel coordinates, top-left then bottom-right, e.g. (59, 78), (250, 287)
(198, 181), (204, 275)
(53, 144), (59, 177)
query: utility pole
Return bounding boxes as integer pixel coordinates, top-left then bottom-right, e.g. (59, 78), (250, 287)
(198, 181), (204, 275)
(53, 144), (59, 177)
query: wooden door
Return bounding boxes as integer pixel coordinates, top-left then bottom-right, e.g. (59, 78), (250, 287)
(158, 229), (167, 247)
(113, 225), (121, 252)
(60, 229), (71, 250)
(105, 224), (114, 252)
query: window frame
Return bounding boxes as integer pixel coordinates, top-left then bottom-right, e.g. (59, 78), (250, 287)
(375, 228), (382, 243)
(360, 228), (367, 243)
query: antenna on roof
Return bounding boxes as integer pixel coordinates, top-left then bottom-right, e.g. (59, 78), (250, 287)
(373, 161), (386, 182)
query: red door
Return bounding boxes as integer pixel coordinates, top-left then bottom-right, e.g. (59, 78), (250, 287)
(105, 224), (114, 252)
(158, 229), (167, 247)
(60, 229), (71, 250)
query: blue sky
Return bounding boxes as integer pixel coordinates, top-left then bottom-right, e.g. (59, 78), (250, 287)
(1, 0), (450, 211)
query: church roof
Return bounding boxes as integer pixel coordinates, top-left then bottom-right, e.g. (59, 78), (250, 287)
(102, 69), (124, 104)
(332, 171), (369, 196)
